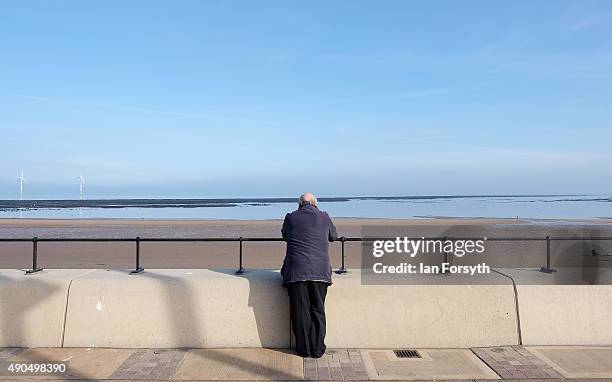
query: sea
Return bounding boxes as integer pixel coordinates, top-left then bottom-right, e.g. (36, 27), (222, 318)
(0, 195), (610, 220)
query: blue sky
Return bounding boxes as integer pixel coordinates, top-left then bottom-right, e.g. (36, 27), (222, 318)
(1, 0), (611, 199)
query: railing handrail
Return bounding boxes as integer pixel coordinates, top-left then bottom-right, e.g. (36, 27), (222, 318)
(2, 235), (611, 275)
(3, 236), (612, 242)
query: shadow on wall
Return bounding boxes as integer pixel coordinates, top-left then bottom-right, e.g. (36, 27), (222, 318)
(214, 269), (295, 380)
(127, 269), (290, 347)
(0, 272), (61, 346)
(0, 272), (76, 376)
(233, 269), (291, 348)
(115, 269), (205, 347)
(132, 268), (295, 379)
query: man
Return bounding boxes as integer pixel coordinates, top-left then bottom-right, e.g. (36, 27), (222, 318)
(281, 192), (337, 358)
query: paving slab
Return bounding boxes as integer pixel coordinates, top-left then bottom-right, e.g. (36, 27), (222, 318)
(0, 348), (25, 359)
(476, 380), (612, 382)
(110, 348), (187, 380)
(7, 347), (133, 379)
(172, 348), (303, 380)
(361, 349), (499, 380)
(472, 346), (563, 379)
(474, 380), (576, 382)
(527, 346), (612, 379)
(303, 349), (368, 380)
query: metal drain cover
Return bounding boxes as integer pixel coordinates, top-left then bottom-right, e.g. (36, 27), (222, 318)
(393, 349), (421, 358)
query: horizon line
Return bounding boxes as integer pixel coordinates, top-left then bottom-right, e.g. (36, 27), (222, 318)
(0, 194), (594, 203)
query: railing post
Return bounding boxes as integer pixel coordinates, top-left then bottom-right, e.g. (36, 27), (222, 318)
(25, 236), (43, 274)
(539, 235), (556, 273)
(335, 237), (347, 274)
(235, 237), (245, 274)
(130, 237), (144, 274)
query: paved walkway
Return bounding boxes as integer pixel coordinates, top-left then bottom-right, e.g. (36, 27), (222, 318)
(1, 346), (612, 381)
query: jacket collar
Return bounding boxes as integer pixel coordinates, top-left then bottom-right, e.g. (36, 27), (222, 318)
(299, 204), (318, 211)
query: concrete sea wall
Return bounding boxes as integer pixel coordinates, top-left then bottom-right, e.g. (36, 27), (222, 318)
(0, 268), (610, 348)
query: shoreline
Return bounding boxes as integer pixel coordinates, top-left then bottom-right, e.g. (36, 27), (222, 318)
(0, 195), (609, 222)
(0, 216), (611, 226)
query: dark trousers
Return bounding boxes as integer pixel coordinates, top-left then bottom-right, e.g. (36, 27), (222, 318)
(286, 281), (328, 358)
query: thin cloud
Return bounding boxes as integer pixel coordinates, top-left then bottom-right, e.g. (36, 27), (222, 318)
(319, 52), (418, 67)
(7, 94), (282, 128)
(568, 14), (611, 32)
(364, 132), (612, 166)
(401, 88), (460, 98)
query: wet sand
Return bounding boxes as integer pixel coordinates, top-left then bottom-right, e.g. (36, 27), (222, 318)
(1, 218), (611, 270)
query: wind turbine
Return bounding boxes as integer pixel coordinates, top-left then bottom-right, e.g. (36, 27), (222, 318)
(17, 169), (27, 200)
(77, 175), (85, 200)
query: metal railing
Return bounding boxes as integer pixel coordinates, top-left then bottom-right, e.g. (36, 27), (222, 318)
(1, 236), (611, 275)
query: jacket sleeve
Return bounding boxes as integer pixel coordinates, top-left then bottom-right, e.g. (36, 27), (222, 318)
(281, 213), (290, 241)
(327, 213), (338, 242)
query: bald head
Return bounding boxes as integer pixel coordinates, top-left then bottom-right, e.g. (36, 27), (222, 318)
(298, 192), (318, 207)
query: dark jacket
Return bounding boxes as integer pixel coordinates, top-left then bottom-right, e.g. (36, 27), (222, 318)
(280, 204), (338, 286)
